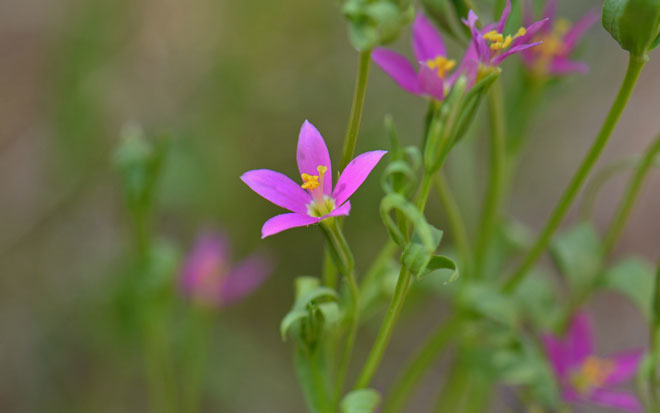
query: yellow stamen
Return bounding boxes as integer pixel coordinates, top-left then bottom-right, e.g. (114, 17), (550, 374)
(301, 173), (319, 190)
(425, 56), (457, 78)
(571, 356), (615, 395)
(485, 27), (527, 51)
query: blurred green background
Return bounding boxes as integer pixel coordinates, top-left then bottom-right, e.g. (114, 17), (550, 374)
(1, 0), (659, 411)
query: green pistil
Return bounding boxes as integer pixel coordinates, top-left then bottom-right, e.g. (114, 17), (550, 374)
(307, 197), (336, 218)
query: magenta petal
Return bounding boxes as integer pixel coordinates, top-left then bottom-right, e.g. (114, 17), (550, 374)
(515, 18), (550, 46)
(297, 121), (333, 194)
(542, 334), (569, 378)
(587, 389), (643, 412)
(372, 48), (421, 95)
(542, 0), (557, 22)
(241, 169), (311, 214)
(568, 313), (593, 366)
(219, 253), (273, 306)
(563, 11), (598, 52)
(496, 0), (512, 33)
(417, 65), (445, 101)
(326, 201), (351, 218)
(464, 11), (489, 62)
(603, 349), (644, 386)
(550, 58), (589, 74)
(412, 14), (446, 62)
(333, 150), (387, 206)
(181, 232), (230, 295)
(261, 213), (320, 238)
(492, 41), (541, 65)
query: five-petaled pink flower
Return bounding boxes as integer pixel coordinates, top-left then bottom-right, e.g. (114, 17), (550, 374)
(463, 0), (548, 70)
(372, 14), (477, 100)
(542, 313), (643, 412)
(241, 121), (386, 238)
(180, 231), (272, 307)
(520, 0), (598, 76)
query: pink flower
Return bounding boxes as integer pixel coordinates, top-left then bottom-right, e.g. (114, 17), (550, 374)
(520, 0), (598, 76)
(241, 121), (386, 238)
(180, 232), (272, 307)
(463, 0), (548, 69)
(372, 14), (477, 100)
(543, 313), (644, 412)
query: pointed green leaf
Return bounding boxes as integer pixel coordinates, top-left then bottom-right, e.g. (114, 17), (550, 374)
(599, 257), (654, 319)
(341, 389), (381, 413)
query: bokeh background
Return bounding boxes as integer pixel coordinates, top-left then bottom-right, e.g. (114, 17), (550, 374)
(1, 0), (659, 411)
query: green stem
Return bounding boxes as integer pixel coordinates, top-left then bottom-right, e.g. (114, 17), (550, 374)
(504, 54), (646, 292)
(475, 80), (506, 278)
(434, 173), (472, 275)
(354, 172), (434, 389)
(340, 50), (372, 170)
(649, 257), (660, 411)
(602, 133), (660, 255)
(383, 316), (459, 413)
(579, 156), (640, 220)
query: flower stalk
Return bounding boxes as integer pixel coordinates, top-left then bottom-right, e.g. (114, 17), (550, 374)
(340, 50), (372, 170)
(504, 53), (647, 292)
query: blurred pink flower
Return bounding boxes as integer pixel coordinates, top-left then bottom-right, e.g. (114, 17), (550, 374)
(543, 313), (643, 412)
(520, 0), (598, 76)
(372, 14), (477, 100)
(180, 232), (272, 307)
(463, 0), (548, 69)
(241, 120), (386, 238)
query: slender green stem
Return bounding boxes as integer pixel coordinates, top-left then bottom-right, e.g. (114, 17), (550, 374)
(603, 133), (660, 255)
(354, 172), (434, 389)
(434, 173), (472, 275)
(383, 316), (459, 413)
(579, 156), (640, 220)
(504, 54), (646, 292)
(649, 257), (660, 411)
(340, 50), (372, 170)
(475, 80), (506, 278)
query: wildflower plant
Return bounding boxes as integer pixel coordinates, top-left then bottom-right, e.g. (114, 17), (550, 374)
(111, 0), (660, 412)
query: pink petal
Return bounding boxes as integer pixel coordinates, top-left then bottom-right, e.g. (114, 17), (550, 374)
(603, 349), (644, 386)
(220, 253), (273, 306)
(325, 200), (351, 218)
(542, 0), (557, 22)
(412, 14), (446, 62)
(513, 18), (550, 46)
(542, 334), (569, 378)
(492, 41), (542, 65)
(496, 0), (512, 33)
(372, 48), (421, 95)
(463, 11), (489, 63)
(297, 121), (333, 195)
(568, 313), (593, 366)
(180, 232), (230, 297)
(261, 213), (320, 238)
(549, 57), (589, 74)
(449, 44), (479, 88)
(241, 169), (311, 214)
(587, 389), (643, 412)
(417, 65), (445, 101)
(522, 0), (534, 27)
(332, 150), (387, 206)
(563, 11), (598, 52)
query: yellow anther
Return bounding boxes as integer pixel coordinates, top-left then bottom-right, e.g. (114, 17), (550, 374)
(425, 56), (457, 78)
(514, 27), (527, 38)
(571, 356), (615, 394)
(483, 30), (504, 42)
(301, 173), (319, 190)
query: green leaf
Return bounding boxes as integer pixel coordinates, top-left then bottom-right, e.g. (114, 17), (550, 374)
(281, 277), (340, 341)
(599, 257), (655, 319)
(459, 282), (518, 327)
(280, 309), (309, 340)
(341, 389), (381, 413)
(653, 29), (660, 49)
(380, 193), (436, 248)
(550, 222), (603, 292)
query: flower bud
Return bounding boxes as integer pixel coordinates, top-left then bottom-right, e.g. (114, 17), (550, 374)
(341, 0), (414, 50)
(603, 0), (660, 58)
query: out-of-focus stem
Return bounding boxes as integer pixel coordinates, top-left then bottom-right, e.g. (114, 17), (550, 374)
(434, 173), (472, 274)
(603, 133), (660, 255)
(504, 54), (646, 292)
(340, 50), (372, 170)
(475, 79), (506, 278)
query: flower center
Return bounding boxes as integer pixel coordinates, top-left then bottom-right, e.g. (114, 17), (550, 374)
(425, 56), (456, 78)
(570, 356), (614, 395)
(301, 165), (335, 216)
(535, 19), (571, 59)
(483, 27), (527, 52)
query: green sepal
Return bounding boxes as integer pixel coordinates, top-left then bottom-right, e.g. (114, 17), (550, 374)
(599, 257), (655, 319)
(342, 0), (415, 50)
(603, 0), (660, 57)
(280, 277), (340, 342)
(340, 388), (381, 413)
